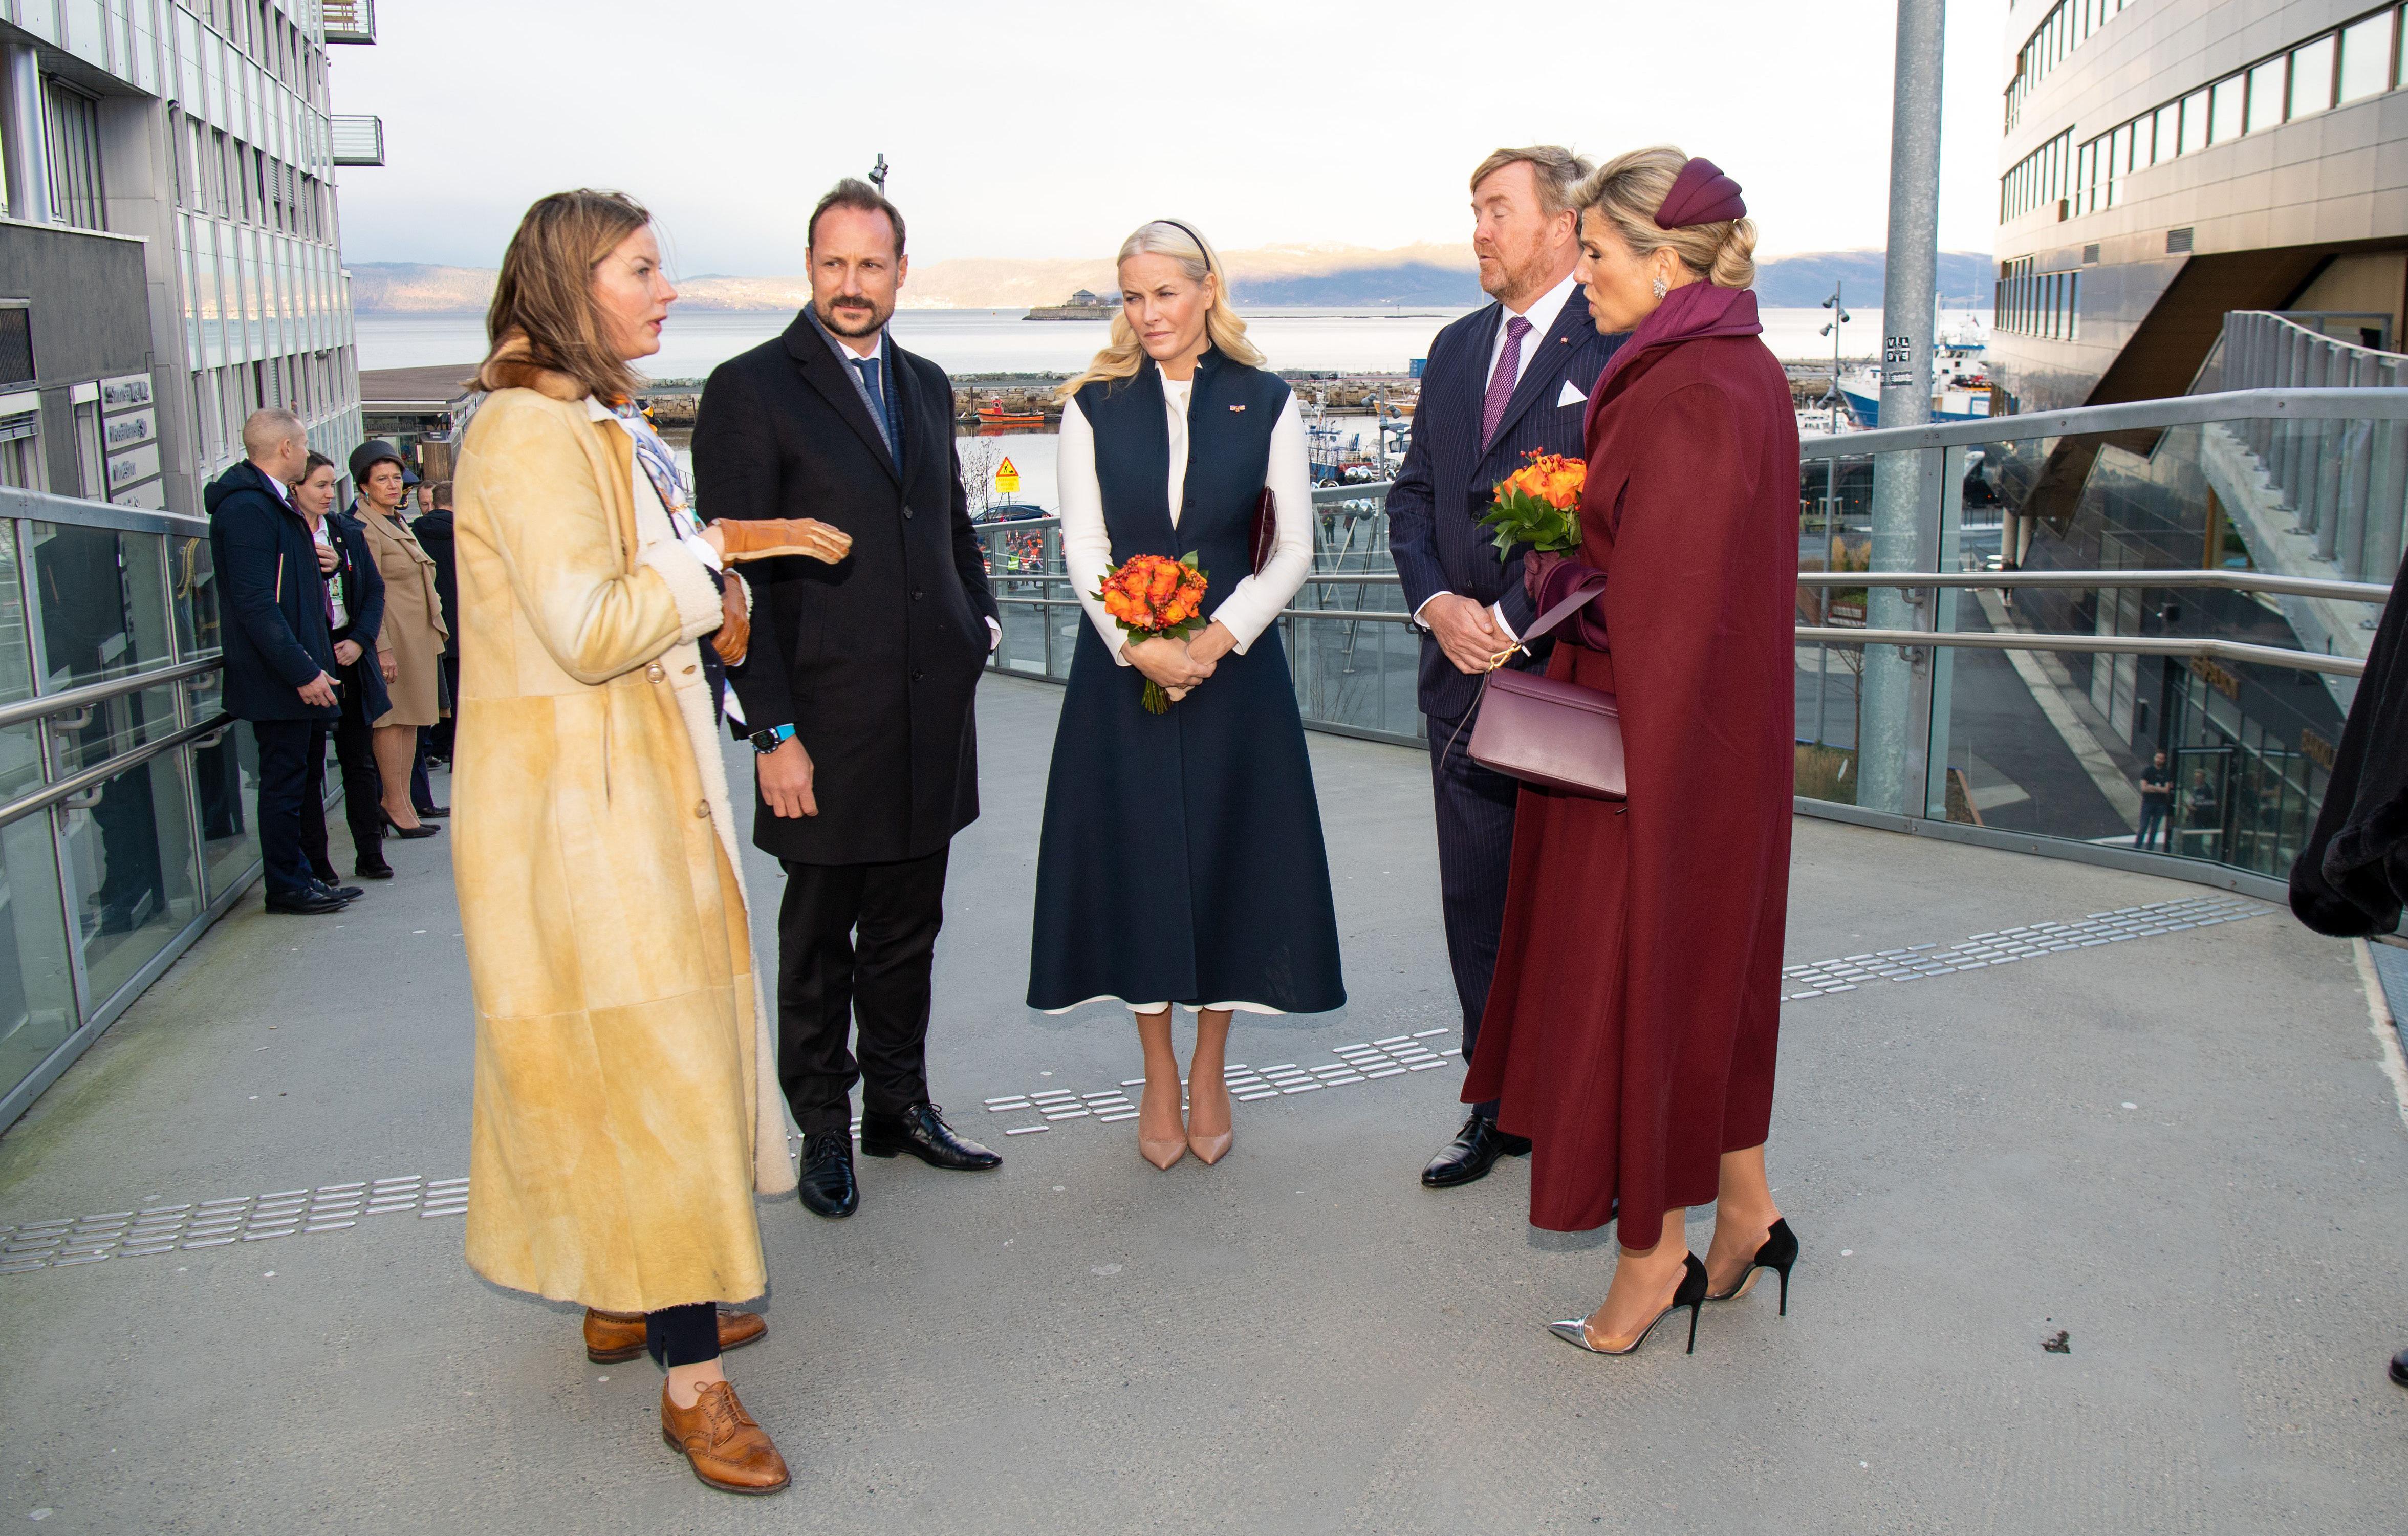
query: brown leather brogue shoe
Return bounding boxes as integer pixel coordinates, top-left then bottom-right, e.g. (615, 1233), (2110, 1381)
(661, 1380), (790, 1495)
(583, 1308), (769, 1364)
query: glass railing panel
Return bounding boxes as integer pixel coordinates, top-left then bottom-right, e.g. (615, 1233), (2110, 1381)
(171, 533), (221, 661)
(0, 522), (34, 708)
(58, 745), (202, 1005)
(1282, 614), (1422, 742)
(27, 521), (176, 691)
(192, 725), (257, 902)
(0, 812), (80, 1104)
(0, 722), (39, 804)
(43, 683), (186, 777)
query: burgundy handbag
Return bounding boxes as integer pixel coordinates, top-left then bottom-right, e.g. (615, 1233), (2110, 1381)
(1251, 488), (1277, 574)
(1457, 567), (1626, 801)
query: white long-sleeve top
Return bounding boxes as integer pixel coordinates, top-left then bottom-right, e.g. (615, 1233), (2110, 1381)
(1058, 381), (1314, 665)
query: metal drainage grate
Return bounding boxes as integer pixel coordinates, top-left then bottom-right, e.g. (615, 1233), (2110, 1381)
(1780, 895), (2261, 999)
(0, 1174), (468, 1277)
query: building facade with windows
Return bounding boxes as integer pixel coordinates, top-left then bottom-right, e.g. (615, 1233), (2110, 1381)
(0, 0), (381, 516)
(1992, 0), (2408, 410)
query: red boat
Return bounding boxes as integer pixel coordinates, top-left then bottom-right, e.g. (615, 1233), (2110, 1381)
(977, 403), (1047, 426)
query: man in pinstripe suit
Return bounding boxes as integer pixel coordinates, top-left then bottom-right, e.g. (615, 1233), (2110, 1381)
(1389, 146), (1626, 1188)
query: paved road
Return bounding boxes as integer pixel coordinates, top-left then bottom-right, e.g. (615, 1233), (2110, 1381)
(1, 675), (2401, 1533)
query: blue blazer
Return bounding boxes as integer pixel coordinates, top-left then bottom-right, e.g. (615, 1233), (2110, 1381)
(1387, 287), (1624, 722)
(205, 462), (338, 724)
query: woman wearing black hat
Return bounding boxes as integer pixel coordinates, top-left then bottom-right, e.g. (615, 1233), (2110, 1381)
(348, 440), (449, 839)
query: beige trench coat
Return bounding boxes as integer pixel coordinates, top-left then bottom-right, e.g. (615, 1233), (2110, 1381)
(359, 507), (449, 727)
(451, 358), (793, 1314)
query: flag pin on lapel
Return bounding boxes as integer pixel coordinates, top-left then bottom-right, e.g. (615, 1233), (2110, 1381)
(1229, 404), (1246, 411)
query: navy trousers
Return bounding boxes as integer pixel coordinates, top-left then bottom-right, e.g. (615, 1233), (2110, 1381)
(250, 720), (323, 902)
(1428, 708), (1522, 1120)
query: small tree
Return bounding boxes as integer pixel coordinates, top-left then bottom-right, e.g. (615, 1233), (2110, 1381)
(958, 432), (1000, 518)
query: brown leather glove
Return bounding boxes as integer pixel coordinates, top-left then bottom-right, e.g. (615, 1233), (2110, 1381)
(710, 574), (750, 666)
(710, 517), (853, 565)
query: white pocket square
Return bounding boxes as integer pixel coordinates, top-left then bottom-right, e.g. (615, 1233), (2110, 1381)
(1557, 379), (1588, 407)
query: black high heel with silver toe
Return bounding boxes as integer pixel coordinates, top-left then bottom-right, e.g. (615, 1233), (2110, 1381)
(1705, 1217), (1798, 1314)
(1548, 1252), (1709, 1356)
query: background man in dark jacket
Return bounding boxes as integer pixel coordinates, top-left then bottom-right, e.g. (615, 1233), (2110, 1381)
(695, 178), (1002, 1220)
(413, 479), (460, 766)
(205, 409), (347, 915)
(329, 443), (395, 877)
(1386, 146), (1626, 1191)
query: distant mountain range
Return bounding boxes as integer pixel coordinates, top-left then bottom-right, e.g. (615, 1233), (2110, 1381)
(346, 246), (1997, 314)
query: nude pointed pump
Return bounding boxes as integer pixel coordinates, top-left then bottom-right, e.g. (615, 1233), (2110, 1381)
(1185, 1076), (1233, 1165)
(1548, 1253), (1709, 1356)
(1140, 1133), (1187, 1171)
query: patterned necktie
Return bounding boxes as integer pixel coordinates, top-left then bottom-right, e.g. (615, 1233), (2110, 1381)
(1480, 314), (1534, 448)
(851, 356), (893, 454)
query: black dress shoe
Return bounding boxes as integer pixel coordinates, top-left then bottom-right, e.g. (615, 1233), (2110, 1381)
(2392, 1347), (2408, 1388)
(1420, 1113), (1532, 1188)
(312, 879), (364, 903)
(266, 889), (349, 915)
(859, 1102), (1002, 1171)
(354, 860), (395, 880)
(796, 1131), (858, 1219)
(415, 804), (451, 819)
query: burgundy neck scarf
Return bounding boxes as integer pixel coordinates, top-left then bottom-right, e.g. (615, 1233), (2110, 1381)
(1582, 282), (1763, 438)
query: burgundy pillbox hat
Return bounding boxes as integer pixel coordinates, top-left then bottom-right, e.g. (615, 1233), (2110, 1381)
(1655, 157), (1746, 229)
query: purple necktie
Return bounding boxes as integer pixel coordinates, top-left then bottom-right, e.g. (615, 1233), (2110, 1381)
(1480, 314), (1534, 448)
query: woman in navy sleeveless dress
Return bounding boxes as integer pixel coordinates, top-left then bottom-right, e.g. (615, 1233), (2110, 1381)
(1027, 220), (1345, 1169)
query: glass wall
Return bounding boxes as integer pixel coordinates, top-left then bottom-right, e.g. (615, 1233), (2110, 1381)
(0, 486), (255, 1126)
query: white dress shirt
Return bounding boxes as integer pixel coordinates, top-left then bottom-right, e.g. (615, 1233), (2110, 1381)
(1414, 268), (1581, 643)
(1056, 378), (1315, 667)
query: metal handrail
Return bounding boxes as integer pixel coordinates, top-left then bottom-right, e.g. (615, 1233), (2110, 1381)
(0, 713), (233, 831)
(1805, 386), (2408, 457)
(1794, 627), (2363, 677)
(1797, 568), (2391, 602)
(0, 657), (220, 732)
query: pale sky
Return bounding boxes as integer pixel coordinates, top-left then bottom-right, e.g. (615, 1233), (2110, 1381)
(330, 0), (2009, 273)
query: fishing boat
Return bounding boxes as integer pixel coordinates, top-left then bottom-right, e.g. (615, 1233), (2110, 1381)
(977, 403), (1048, 427)
(1838, 314), (1995, 428)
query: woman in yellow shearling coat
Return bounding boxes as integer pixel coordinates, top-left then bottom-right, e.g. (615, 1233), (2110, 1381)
(450, 190), (846, 1497)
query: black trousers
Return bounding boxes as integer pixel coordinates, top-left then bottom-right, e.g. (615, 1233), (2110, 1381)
(428, 655), (459, 760)
(1428, 711), (1522, 1120)
(645, 1303), (719, 1368)
(776, 847), (950, 1136)
(330, 638), (384, 868)
(250, 720), (323, 902)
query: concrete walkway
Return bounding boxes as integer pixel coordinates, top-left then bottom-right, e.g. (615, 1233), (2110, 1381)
(2, 674), (2403, 1533)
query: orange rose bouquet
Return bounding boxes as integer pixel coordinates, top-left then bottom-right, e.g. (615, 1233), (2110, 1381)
(1096, 550), (1211, 713)
(1478, 450), (1587, 559)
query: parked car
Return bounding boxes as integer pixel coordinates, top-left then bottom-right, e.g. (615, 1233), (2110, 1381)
(973, 503), (1051, 525)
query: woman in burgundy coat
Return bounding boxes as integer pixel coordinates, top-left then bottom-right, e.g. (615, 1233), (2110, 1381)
(1462, 148), (1800, 1356)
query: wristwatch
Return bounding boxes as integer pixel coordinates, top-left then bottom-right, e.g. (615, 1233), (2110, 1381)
(749, 723), (796, 754)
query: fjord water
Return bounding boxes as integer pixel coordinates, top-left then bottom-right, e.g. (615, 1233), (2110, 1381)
(357, 306), (1905, 377)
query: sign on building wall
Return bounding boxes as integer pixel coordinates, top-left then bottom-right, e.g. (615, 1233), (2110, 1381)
(101, 373), (163, 509)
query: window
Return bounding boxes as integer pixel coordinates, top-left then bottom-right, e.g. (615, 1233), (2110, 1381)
(2181, 89), (2210, 153)
(2247, 58), (2289, 132)
(0, 410), (46, 493)
(2339, 9), (2395, 101)
(42, 81), (105, 232)
(2209, 75), (2246, 142)
(2292, 33), (2337, 117)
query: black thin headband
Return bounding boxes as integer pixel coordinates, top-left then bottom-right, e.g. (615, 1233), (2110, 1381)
(1154, 219), (1213, 275)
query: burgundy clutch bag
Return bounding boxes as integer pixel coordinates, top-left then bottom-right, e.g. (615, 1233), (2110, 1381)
(1251, 487), (1276, 575)
(1460, 566), (1626, 801)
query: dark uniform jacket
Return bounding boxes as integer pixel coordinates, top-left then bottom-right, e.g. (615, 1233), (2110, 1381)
(327, 503), (391, 723)
(411, 506), (459, 658)
(695, 311), (999, 866)
(205, 461), (338, 724)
